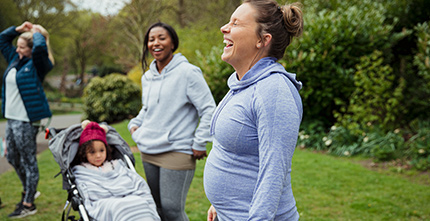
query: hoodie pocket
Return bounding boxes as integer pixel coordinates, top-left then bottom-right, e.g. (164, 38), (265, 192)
(131, 127), (172, 148)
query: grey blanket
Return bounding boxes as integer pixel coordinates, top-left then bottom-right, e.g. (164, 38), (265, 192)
(72, 160), (160, 221)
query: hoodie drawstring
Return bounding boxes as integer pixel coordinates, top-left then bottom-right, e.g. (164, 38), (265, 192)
(157, 73), (165, 103)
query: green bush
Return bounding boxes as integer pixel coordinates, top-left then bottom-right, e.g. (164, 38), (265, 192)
(323, 124), (405, 162)
(83, 73), (141, 124)
(406, 120), (430, 170)
(297, 120), (327, 151)
(410, 21), (430, 120)
(335, 50), (406, 132)
(366, 130), (405, 162)
(325, 125), (363, 157)
(281, 0), (406, 126)
(195, 46), (234, 104)
(127, 65), (143, 87)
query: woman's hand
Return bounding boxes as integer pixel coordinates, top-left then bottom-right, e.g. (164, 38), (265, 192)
(192, 149), (207, 160)
(32, 24), (42, 33)
(130, 126), (139, 135)
(207, 205), (217, 221)
(15, 21), (33, 33)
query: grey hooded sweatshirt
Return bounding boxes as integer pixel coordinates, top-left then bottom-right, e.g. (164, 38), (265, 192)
(128, 53), (216, 155)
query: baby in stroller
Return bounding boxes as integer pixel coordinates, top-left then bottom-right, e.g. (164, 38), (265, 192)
(49, 121), (160, 221)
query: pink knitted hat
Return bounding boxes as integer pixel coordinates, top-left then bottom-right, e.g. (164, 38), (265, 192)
(79, 121), (108, 146)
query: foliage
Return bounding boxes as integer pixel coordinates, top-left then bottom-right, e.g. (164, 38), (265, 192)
(98, 64), (126, 77)
(127, 65), (143, 87)
(281, 0), (407, 126)
(406, 120), (430, 171)
(301, 123), (407, 162)
(176, 25), (223, 65)
(411, 21), (430, 120)
(335, 50), (406, 133)
(362, 129), (406, 162)
(297, 120), (328, 151)
(110, 0), (166, 69)
(83, 74), (141, 124)
(195, 46), (234, 104)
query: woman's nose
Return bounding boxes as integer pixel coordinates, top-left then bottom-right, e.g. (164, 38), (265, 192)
(220, 24), (229, 34)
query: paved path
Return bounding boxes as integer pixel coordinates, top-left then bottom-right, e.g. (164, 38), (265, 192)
(0, 114), (82, 174)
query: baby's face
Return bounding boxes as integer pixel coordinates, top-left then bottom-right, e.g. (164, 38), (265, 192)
(86, 140), (107, 167)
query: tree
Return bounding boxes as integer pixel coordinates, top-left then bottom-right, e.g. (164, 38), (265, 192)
(68, 12), (113, 87)
(110, 0), (166, 69)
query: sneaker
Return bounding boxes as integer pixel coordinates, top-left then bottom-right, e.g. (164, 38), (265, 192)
(8, 204), (37, 218)
(15, 191), (41, 209)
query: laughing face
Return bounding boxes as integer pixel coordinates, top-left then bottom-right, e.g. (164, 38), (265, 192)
(16, 37), (32, 60)
(220, 3), (261, 77)
(148, 26), (174, 71)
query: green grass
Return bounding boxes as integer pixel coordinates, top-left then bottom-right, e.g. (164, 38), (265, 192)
(0, 122), (429, 220)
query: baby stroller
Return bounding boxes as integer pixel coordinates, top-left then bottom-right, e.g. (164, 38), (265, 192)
(46, 123), (136, 221)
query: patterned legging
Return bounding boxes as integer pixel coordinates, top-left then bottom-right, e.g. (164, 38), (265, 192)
(6, 119), (39, 204)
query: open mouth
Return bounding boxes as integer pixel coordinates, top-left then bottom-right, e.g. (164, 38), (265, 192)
(153, 48), (163, 52)
(223, 39), (233, 48)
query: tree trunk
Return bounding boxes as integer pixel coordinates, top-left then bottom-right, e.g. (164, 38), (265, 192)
(178, 0), (185, 28)
(59, 55), (69, 94)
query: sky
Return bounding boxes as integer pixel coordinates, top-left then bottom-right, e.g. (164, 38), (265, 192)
(71, 0), (131, 16)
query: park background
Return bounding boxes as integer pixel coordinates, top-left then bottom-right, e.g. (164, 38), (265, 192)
(0, 0), (430, 220)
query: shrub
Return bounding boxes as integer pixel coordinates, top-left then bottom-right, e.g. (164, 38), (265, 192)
(297, 120), (327, 151)
(365, 130), (405, 162)
(324, 124), (405, 162)
(411, 22), (430, 120)
(335, 50), (406, 132)
(406, 120), (430, 170)
(325, 125), (363, 157)
(83, 73), (141, 124)
(281, 0), (406, 126)
(195, 46), (234, 104)
(127, 65), (143, 87)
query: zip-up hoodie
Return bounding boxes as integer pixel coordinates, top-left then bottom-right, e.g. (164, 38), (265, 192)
(204, 57), (302, 220)
(128, 53), (216, 155)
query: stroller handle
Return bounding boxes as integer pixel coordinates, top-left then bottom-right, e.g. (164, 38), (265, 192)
(45, 127), (66, 140)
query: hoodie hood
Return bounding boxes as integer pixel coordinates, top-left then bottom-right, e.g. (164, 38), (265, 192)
(147, 53), (188, 77)
(144, 53), (188, 104)
(227, 57), (302, 92)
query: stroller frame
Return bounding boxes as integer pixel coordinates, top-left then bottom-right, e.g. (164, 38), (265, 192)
(46, 123), (136, 221)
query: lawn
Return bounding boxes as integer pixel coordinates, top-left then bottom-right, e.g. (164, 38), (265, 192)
(0, 120), (429, 220)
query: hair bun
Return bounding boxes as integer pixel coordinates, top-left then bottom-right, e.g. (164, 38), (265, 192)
(281, 3), (304, 38)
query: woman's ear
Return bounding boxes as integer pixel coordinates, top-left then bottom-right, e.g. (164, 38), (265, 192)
(256, 33), (272, 48)
(262, 33), (272, 47)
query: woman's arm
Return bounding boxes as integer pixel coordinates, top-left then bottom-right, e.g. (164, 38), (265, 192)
(0, 26), (19, 63)
(32, 30), (53, 82)
(186, 67), (216, 152)
(248, 75), (301, 220)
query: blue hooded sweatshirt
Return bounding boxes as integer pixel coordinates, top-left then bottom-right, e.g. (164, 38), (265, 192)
(204, 57), (302, 220)
(128, 53), (216, 155)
